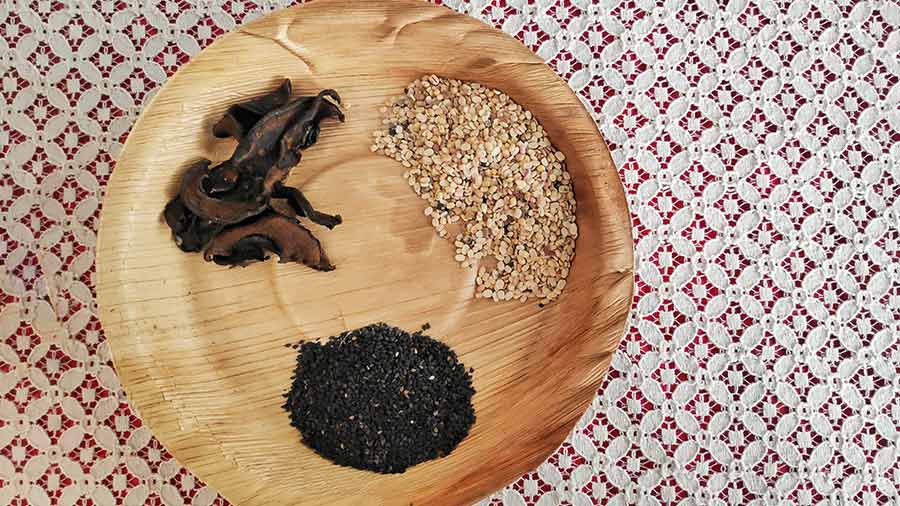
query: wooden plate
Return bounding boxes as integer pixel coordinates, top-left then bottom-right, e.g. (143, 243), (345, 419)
(96, 1), (633, 505)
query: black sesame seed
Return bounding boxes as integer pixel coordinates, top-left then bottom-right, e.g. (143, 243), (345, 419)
(283, 323), (476, 474)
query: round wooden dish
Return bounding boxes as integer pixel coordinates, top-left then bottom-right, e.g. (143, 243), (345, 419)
(96, 1), (633, 505)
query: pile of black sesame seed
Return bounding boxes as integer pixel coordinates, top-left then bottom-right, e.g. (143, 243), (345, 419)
(283, 322), (476, 474)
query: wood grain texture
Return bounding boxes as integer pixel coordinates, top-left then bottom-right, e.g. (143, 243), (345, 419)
(95, 1), (634, 505)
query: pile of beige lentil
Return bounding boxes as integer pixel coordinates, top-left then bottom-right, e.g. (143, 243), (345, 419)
(371, 75), (577, 303)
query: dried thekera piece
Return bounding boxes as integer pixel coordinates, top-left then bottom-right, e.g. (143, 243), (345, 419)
(275, 91), (344, 170)
(163, 79), (343, 271)
(180, 90), (345, 225)
(163, 196), (223, 252)
(174, 161), (343, 230)
(272, 183), (342, 229)
(179, 159), (269, 225)
(213, 79), (293, 140)
(203, 211), (334, 270)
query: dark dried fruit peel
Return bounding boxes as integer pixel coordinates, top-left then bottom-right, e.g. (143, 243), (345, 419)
(213, 79), (293, 140)
(163, 79), (344, 271)
(204, 211), (333, 270)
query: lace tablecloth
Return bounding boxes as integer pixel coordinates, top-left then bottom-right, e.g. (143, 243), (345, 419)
(2, 0), (899, 505)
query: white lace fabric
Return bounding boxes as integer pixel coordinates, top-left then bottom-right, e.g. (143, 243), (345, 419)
(1, 0), (899, 505)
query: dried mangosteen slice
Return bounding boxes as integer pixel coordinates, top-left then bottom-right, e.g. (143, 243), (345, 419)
(275, 90), (345, 171)
(202, 163), (240, 195)
(230, 91), (340, 170)
(208, 235), (278, 266)
(164, 195), (191, 234)
(259, 91), (345, 194)
(163, 196), (224, 252)
(273, 184), (342, 229)
(188, 88), (346, 222)
(163, 79), (345, 267)
(213, 79), (293, 140)
(204, 211), (334, 271)
(179, 160), (269, 225)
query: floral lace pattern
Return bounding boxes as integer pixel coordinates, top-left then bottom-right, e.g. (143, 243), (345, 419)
(1, 0), (899, 505)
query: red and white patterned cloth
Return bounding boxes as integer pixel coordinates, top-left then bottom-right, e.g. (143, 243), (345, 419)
(2, 1), (899, 505)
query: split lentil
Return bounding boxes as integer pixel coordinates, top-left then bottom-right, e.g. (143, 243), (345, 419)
(372, 75), (577, 303)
